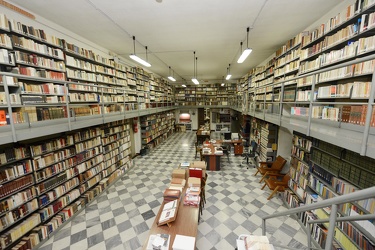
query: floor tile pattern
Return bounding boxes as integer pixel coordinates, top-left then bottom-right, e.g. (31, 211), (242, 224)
(38, 131), (307, 250)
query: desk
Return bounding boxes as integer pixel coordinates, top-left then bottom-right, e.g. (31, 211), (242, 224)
(196, 128), (210, 144)
(202, 143), (223, 171)
(218, 139), (244, 155)
(143, 183), (198, 250)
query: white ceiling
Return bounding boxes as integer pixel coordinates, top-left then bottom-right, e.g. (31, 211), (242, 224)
(8, 0), (342, 85)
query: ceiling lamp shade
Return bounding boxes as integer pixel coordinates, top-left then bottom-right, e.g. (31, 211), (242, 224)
(129, 36), (151, 67)
(226, 64), (231, 80)
(182, 84), (186, 87)
(192, 78), (199, 85)
(237, 27), (252, 64)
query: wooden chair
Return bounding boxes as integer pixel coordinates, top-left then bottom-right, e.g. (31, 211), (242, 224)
(254, 155), (287, 183)
(261, 173), (290, 200)
(195, 142), (203, 161)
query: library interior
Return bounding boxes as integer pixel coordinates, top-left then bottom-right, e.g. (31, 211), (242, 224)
(1, 0), (375, 249)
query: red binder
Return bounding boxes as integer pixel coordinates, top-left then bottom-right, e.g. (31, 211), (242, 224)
(189, 168), (203, 179)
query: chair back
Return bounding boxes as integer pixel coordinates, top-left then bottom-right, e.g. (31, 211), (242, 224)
(282, 174), (291, 184)
(272, 156), (287, 171)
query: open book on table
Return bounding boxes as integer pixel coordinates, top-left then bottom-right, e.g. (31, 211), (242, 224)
(157, 199), (179, 226)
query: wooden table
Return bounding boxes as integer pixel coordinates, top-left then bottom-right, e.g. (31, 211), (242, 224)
(143, 184), (199, 249)
(202, 143), (223, 171)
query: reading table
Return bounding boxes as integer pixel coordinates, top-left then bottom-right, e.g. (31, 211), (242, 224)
(142, 178), (199, 250)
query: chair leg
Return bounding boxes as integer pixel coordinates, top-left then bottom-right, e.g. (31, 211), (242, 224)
(267, 186), (280, 200)
(254, 169), (259, 176)
(259, 174), (267, 183)
(261, 183), (267, 190)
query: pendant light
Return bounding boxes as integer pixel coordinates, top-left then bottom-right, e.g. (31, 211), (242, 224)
(226, 64), (232, 80)
(221, 76), (225, 86)
(129, 36), (151, 67)
(168, 66), (176, 81)
(192, 51), (199, 85)
(237, 27), (252, 63)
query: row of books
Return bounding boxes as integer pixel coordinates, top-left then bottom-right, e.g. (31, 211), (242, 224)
(0, 146), (30, 166)
(32, 147), (75, 170)
(9, 19), (64, 48)
(30, 136), (74, 157)
(302, 0), (362, 47)
(65, 55), (95, 72)
(75, 136), (101, 154)
(0, 187), (36, 215)
(0, 48), (13, 64)
(39, 188), (80, 223)
(0, 175), (34, 199)
(14, 66), (66, 81)
(73, 127), (101, 142)
(0, 198), (38, 231)
(14, 50), (66, 72)
(317, 81), (370, 99)
(0, 160), (32, 184)
(12, 36), (64, 60)
(34, 157), (77, 184)
(37, 177), (79, 207)
(20, 81), (67, 95)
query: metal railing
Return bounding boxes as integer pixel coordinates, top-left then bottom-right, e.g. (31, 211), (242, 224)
(261, 186), (375, 250)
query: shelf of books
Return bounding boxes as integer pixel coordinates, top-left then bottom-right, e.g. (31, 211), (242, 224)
(140, 111), (175, 150)
(291, 1), (375, 124)
(238, 1), (375, 158)
(0, 118), (133, 249)
(284, 130), (375, 250)
(259, 122), (278, 162)
(173, 83), (237, 107)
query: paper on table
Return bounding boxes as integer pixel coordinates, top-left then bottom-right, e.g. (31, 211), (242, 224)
(172, 234), (195, 250)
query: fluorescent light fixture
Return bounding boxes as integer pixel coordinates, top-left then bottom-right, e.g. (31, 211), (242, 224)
(129, 36), (151, 67)
(129, 54), (151, 67)
(182, 84), (186, 87)
(191, 52), (199, 85)
(226, 64), (231, 80)
(168, 76), (176, 81)
(237, 48), (252, 63)
(221, 83), (225, 86)
(192, 78), (199, 85)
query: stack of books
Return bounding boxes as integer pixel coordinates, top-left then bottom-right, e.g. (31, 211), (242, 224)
(163, 188), (181, 202)
(183, 186), (200, 207)
(168, 178), (186, 193)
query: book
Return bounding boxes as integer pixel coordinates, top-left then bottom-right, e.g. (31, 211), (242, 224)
(172, 234), (195, 250)
(146, 234), (170, 250)
(157, 200), (179, 226)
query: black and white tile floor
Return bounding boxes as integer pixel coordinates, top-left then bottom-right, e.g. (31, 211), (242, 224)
(38, 131), (307, 250)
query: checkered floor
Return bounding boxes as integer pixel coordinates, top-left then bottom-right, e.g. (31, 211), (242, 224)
(38, 131), (308, 250)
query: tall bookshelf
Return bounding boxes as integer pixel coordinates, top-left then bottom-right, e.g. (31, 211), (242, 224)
(284, 131), (375, 250)
(140, 111), (175, 150)
(174, 83), (237, 107)
(0, 119), (132, 249)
